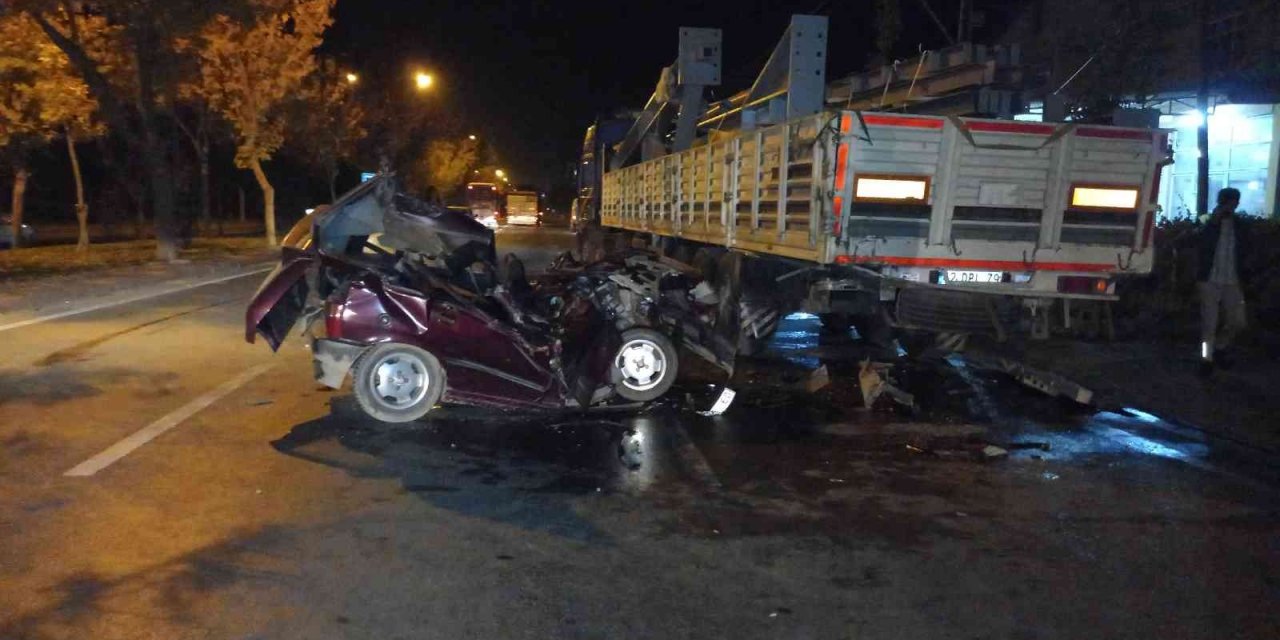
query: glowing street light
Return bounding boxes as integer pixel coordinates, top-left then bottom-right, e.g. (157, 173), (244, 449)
(468, 134), (477, 141)
(345, 72), (359, 85)
(494, 169), (505, 178)
(414, 71), (434, 91)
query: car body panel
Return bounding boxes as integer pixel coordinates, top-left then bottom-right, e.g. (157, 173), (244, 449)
(246, 175), (730, 413)
(245, 247), (315, 350)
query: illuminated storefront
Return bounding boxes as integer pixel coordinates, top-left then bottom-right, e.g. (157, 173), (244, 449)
(1156, 104), (1278, 219)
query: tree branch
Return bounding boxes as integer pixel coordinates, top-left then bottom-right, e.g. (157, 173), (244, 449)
(27, 10), (136, 141)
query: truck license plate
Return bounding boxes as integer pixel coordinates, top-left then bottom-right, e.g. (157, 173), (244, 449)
(944, 270), (1004, 284)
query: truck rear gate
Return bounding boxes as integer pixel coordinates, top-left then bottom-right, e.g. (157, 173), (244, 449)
(602, 110), (1167, 301)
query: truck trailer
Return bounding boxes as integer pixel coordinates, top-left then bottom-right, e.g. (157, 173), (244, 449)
(577, 15), (1170, 355)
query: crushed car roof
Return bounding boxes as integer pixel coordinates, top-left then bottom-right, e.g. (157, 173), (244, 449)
(313, 175), (493, 259)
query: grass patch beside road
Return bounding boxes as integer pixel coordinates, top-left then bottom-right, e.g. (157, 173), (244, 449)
(0, 238), (272, 280)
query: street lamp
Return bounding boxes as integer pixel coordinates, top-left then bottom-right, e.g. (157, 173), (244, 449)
(414, 71), (433, 91)
(468, 134), (477, 141)
(495, 169), (505, 178)
(345, 72), (359, 85)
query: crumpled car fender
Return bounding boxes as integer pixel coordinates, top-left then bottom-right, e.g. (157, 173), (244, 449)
(312, 338), (368, 389)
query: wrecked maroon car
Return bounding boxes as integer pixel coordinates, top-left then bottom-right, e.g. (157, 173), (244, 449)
(246, 176), (731, 423)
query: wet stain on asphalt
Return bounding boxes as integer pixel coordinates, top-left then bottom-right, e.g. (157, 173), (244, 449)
(0, 367), (175, 407)
(35, 300), (230, 367)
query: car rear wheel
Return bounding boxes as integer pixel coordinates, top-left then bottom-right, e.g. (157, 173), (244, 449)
(352, 343), (445, 423)
(610, 328), (678, 402)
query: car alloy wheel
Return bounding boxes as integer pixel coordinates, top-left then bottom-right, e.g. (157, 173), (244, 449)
(610, 328), (678, 402)
(352, 343), (445, 423)
(370, 352), (430, 408)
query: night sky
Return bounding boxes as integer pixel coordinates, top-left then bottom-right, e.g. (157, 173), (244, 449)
(325, 0), (1017, 188)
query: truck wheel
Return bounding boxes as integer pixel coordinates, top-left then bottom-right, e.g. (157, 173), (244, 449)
(352, 343), (445, 423)
(610, 328), (678, 402)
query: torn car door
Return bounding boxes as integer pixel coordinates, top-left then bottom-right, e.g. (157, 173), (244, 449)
(423, 297), (557, 407)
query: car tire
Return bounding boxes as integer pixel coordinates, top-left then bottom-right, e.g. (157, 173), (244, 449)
(351, 343), (445, 423)
(610, 328), (678, 402)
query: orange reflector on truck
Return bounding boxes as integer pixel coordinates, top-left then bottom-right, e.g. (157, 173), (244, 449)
(834, 144), (850, 191)
(1070, 186), (1139, 210)
(854, 175), (929, 202)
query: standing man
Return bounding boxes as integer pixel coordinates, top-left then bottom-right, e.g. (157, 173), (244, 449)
(1197, 187), (1248, 375)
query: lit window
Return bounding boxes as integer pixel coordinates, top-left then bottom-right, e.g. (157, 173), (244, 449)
(854, 175), (930, 202)
(1070, 186), (1139, 210)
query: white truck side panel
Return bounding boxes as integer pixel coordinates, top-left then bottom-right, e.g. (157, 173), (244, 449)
(601, 110), (1168, 295)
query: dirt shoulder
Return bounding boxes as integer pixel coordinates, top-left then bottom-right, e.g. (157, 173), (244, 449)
(1020, 337), (1280, 453)
(0, 238), (276, 317)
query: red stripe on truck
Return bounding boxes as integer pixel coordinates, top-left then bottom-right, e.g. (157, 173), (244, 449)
(1076, 127), (1154, 141)
(860, 114), (944, 129)
(965, 121), (1056, 135)
(835, 255), (1115, 272)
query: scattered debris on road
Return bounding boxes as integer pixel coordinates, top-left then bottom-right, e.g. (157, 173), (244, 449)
(981, 445), (1009, 460)
(803, 365), (830, 393)
(962, 352), (1095, 405)
(858, 360), (915, 410)
(697, 386), (737, 416)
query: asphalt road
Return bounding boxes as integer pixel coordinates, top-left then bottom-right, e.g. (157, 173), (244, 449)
(1, 225), (1277, 639)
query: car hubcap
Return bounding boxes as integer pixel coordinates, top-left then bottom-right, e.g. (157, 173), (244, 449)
(371, 353), (429, 408)
(615, 339), (666, 391)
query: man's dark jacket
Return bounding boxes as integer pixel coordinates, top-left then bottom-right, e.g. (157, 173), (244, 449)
(1196, 212), (1246, 283)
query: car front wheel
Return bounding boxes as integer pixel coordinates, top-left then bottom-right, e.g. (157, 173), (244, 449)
(610, 328), (678, 402)
(352, 343), (445, 423)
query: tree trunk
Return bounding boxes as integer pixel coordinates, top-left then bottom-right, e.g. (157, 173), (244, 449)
(9, 167), (28, 250)
(249, 157), (277, 247)
(199, 141), (211, 229)
(131, 29), (178, 261)
(143, 121), (180, 260)
(135, 203), (146, 239)
(67, 130), (91, 252)
(238, 186), (247, 222)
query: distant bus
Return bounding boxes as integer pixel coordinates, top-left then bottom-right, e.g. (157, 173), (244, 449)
(504, 190), (541, 226)
(464, 182), (501, 228)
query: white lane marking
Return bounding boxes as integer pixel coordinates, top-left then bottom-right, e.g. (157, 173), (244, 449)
(0, 265), (274, 334)
(64, 363), (275, 477)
